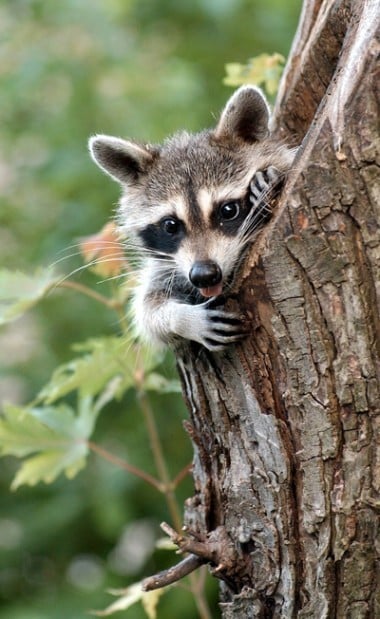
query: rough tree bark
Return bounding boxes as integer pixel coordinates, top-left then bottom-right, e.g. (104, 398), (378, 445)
(176, 1), (379, 617)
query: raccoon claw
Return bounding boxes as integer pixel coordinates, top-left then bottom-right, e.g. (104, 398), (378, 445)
(203, 334), (247, 352)
(249, 166), (281, 203)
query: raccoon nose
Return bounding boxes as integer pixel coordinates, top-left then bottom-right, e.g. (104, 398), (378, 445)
(189, 260), (222, 288)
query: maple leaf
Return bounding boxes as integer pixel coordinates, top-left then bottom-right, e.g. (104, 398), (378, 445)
(80, 221), (127, 277)
(0, 397), (97, 489)
(224, 52), (285, 96)
(0, 267), (58, 325)
(91, 582), (166, 618)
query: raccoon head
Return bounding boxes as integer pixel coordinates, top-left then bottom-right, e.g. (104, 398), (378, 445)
(89, 86), (294, 298)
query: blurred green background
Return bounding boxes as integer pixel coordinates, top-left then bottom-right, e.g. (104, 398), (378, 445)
(0, 1), (301, 617)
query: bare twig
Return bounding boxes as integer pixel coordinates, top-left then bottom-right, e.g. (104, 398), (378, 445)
(142, 554), (205, 591)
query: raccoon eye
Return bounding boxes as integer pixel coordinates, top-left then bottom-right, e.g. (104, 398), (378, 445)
(219, 201), (240, 221)
(161, 217), (180, 235)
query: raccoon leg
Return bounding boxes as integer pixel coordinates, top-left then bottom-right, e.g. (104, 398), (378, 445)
(134, 291), (247, 351)
(169, 301), (248, 351)
(249, 166), (281, 204)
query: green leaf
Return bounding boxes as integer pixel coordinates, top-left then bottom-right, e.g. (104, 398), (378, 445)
(11, 450), (86, 490)
(142, 372), (182, 394)
(91, 582), (166, 618)
(155, 537), (178, 551)
(0, 267), (59, 325)
(141, 588), (165, 619)
(91, 583), (143, 616)
(223, 53), (285, 96)
(0, 397), (97, 489)
(38, 337), (162, 404)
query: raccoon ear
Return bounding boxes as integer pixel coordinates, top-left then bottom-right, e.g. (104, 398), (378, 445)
(214, 86), (270, 143)
(88, 135), (154, 185)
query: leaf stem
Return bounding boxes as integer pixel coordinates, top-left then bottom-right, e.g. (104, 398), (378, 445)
(191, 568), (213, 619)
(111, 279), (130, 332)
(87, 440), (162, 491)
(58, 280), (122, 311)
(171, 462), (192, 489)
(133, 351), (212, 619)
(137, 389), (183, 533)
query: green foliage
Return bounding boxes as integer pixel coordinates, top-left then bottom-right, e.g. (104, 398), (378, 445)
(0, 317), (176, 492)
(92, 583), (166, 618)
(0, 243), (196, 617)
(0, 399), (95, 490)
(37, 337), (157, 404)
(224, 53), (285, 96)
(0, 268), (58, 325)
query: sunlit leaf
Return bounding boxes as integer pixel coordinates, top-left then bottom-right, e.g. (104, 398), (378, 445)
(142, 373), (182, 394)
(91, 582), (166, 618)
(91, 583), (143, 616)
(0, 404), (70, 458)
(11, 449), (86, 489)
(37, 337), (163, 404)
(80, 221), (128, 277)
(155, 537), (178, 551)
(141, 588), (165, 619)
(0, 267), (58, 325)
(93, 376), (125, 413)
(0, 396), (96, 489)
(224, 53), (285, 96)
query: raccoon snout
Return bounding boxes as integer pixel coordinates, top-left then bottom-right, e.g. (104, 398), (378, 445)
(189, 260), (222, 288)
(189, 261), (223, 298)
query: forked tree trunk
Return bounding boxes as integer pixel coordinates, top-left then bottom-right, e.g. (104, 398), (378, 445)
(176, 1), (379, 616)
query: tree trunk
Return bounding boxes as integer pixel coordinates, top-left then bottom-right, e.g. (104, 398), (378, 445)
(176, 1), (380, 616)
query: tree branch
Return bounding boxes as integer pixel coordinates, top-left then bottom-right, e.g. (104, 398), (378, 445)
(142, 554), (206, 592)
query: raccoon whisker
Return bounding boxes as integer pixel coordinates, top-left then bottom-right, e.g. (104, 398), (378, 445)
(239, 200), (273, 240)
(124, 252), (169, 263)
(239, 216), (266, 241)
(52, 256), (130, 288)
(246, 203), (272, 226)
(133, 248), (174, 261)
(241, 218), (270, 241)
(96, 272), (129, 285)
(141, 256), (177, 269)
(164, 269), (177, 302)
(87, 253), (128, 262)
(55, 240), (124, 258)
(49, 242), (128, 270)
(151, 268), (177, 283)
(49, 248), (94, 268)
(125, 246), (174, 262)
(129, 260), (175, 277)
(128, 241), (172, 255)
(52, 265), (98, 291)
(82, 255), (130, 270)
(99, 266), (167, 287)
(219, 244), (251, 295)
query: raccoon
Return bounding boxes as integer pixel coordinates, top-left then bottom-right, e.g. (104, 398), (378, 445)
(89, 86), (295, 351)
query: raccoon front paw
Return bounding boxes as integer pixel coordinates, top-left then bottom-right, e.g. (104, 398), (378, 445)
(249, 166), (281, 205)
(201, 308), (248, 351)
(170, 302), (248, 351)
